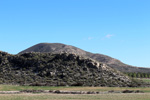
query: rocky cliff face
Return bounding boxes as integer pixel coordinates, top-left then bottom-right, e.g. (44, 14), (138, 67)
(18, 43), (150, 73)
(0, 51), (135, 87)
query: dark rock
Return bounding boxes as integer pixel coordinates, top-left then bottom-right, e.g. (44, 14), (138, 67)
(122, 90), (134, 93)
(108, 90), (115, 93)
(20, 90), (44, 93)
(135, 90), (144, 93)
(54, 90), (61, 94)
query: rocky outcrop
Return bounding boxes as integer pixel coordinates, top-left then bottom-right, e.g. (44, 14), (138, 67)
(0, 51), (139, 87)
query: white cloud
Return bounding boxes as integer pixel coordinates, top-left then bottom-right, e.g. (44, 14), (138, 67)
(105, 34), (113, 38)
(83, 37), (94, 41)
(88, 37), (94, 40)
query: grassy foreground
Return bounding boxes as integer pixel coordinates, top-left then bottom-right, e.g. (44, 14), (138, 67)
(0, 85), (150, 92)
(139, 78), (150, 83)
(0, 93), (150, 100)
(0, 85), (150, 100)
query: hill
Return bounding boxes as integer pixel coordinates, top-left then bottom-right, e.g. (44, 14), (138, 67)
(0, 51), (138, 87)
(19, 43), (150, 73)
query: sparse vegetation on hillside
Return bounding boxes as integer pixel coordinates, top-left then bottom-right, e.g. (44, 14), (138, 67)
(0, 51), (139, 87)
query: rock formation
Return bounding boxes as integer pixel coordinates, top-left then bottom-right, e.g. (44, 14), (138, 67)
(0, 51), (136, 87)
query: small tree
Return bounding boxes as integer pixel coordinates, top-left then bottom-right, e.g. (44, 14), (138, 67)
(137, 73), (141, 78)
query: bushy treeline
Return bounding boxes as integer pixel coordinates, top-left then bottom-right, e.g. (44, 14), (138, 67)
(125, 72), (150, 78)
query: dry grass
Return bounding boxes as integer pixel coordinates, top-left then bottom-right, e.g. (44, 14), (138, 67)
(0, 85), (150, 100)
(56, 87), (150, 92)
(0, 85), (150, 93)
(0, 93), (150, 100)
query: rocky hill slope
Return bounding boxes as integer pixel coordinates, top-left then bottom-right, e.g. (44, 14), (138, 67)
(19, 43), (150, 73)
(0, 51), (137, 87)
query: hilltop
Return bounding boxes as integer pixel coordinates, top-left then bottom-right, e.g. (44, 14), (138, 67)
(19, 43), (150, 73)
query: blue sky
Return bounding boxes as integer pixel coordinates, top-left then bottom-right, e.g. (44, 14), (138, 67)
(0, 0), (150, 67)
